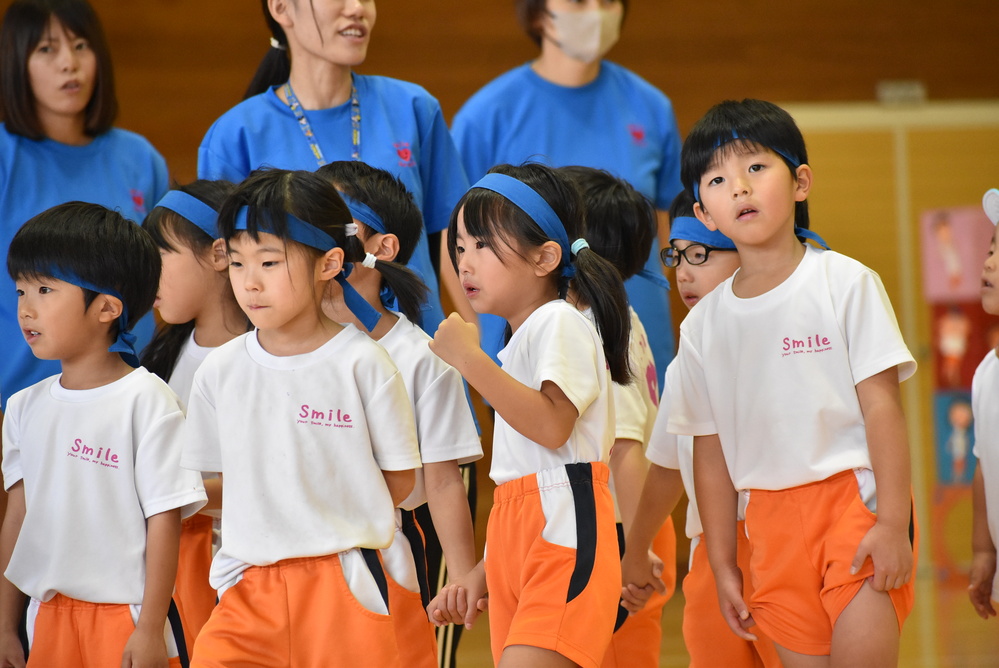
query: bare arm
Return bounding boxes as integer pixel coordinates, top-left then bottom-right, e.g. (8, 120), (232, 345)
(121, 508), (181, 668)
(850, 366), (913, 591)
(0, 482), (25, 668)
(200, 475), (222, 513)
(382, 469), (416, 508)
(969, 465), (997, 619)
(609, 438), (649, 538)
(424, 461), (476, 578)
(430, 314), (578, 449)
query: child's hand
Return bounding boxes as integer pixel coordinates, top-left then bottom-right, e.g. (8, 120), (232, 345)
(0, 629), (26, 668)
(427, 578), (488, 630)
(121, 626), (169, 668)
(714, 565), (758, 641)
(968, 550), (998, 620)
(429, 313), (481, 375)
(850, 520), (913, 592)
(620, 548), (666, 613)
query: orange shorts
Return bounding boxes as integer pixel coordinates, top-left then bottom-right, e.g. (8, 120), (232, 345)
(191, 551), (400, 668)
(175, 513), (216, 654)
(486, 462), (620, 668)
(381, 513), (437, 668)
(601, 516), (676, 668)
(26, 594), (184, 667)
(682, 524), (780, 668)
(745, 470), (918, 655)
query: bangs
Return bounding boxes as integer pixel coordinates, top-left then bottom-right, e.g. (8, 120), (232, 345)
(452, 189), (527, 262)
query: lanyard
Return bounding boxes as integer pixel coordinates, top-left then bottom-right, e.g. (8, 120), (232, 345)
(282, 78), (361, 166)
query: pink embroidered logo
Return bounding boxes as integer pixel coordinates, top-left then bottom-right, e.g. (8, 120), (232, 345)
(67, 438), (120, 470)
(394, 142), (415, 167)
(130, 189), (147, 216)
(646, 363), (659, 407)
(297, 404), (354, 429)
(627, 124), (646, 146)
(781, 333), (833, 358)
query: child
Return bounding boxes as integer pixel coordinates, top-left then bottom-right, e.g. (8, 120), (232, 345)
(180, 168), (423, 667)
(621, 189), (780, 667)
(559, 165), (676, 668)
(0, 202), (206, 667)
(669, 99), (917, 667)
(427, 163), (631, 668)
(969, 187), (999, 620)
(317, 160), (482, 668)
(140, 180), (250, 653)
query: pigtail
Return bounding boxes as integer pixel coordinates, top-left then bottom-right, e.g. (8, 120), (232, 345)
(243, 0), (290, 100)
(370, 260), (429, 325)
(571, 248), (633, 386)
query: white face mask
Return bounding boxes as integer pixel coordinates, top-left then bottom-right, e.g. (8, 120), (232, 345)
(546, 7), (623, 64)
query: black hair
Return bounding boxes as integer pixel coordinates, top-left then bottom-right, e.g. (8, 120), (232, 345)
(447, 162), (632, 384)
(681, 99), (810, 231)
(316, 161), (429, 325)
(0, 0), (117, 138)
(559, 166), (655, 282)
(243, 0), (292, 99)
(7, 201), (159, 342)
(516, 0), (629, 48)
(140, 179), (251, 382)
(668, 188), (696, 223)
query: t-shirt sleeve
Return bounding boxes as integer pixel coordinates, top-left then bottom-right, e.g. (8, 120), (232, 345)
(180, 368), (223, 473)
(840, 269), (917, 384)
(417, 96), (469, 235)
(533, 310), (602, 418)
(367, 372), (423, 472)
(1, 397), (23, 491)
(667, 327), (717, 436)
(134, 408), (207, 519)
(612, 377), (648, 443)
(414, 366), (482, 465)
(197, 119), (248, 182)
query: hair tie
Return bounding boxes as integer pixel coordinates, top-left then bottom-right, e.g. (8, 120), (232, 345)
(154, 190), (219, 238)
(570, 238), (589, 256)
(345, 222), (359, 237)
(362, 252), (378, 269)
(269, 37), (286, 51)
(339, 193), (387, 235)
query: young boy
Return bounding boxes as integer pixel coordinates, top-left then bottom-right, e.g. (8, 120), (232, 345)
(621, 190), (780, 667)
(0, 202), (207, 667)
(970, 187), (999, 620)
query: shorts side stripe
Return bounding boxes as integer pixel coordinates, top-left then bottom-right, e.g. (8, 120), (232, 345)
(565, 462), (597, 603)
(360, 548), (391, 612)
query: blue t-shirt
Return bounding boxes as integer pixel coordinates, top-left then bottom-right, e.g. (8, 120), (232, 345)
(198, 75), (470, 336)
(0, 125), (169, 409)
(451, 61), (682, 383)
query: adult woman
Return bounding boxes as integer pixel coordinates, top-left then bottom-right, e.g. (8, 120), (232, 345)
(451, 0), (681, 384)
(198, 0), (468, 336)
(0, 0), (168, 407)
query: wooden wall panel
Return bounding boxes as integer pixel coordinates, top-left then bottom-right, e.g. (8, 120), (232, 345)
(3, 0), (994, 182)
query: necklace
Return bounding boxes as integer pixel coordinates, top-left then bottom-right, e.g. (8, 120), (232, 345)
(282, 77), (361, 165)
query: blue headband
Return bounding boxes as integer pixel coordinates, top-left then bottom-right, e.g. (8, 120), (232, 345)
(233, 207), (382, 332)
(669, 216), (737, 249)
(339, 193), (387, 235)
(45, 267), (139, 367)
(692, 130), (803, 203)
(154, 191), (219, 238)
(471, 173), (577, 279)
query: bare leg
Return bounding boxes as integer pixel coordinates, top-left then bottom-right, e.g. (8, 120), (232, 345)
(498, 645), (579, 668)
(774, 643), (830, 668)
(830, 582), (899, 668)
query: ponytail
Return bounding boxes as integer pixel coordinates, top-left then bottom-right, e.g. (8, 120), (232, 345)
(570, 244), (632, 386)
(243, 0), (290, 100)
(356, 251), (428, 325)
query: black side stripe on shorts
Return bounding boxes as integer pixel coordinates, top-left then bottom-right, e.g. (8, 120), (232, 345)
(400, 508), (433, 608)
(612, 522), (629, 632)
(565, 462), (598, 604)
(360, 548), (391, 612)
(909, 500), (916, 547)
(168, 598), (190, 668)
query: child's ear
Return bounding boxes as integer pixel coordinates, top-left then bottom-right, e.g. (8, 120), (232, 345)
(370, 233), (401, 263)
(94, 295), (124, 324)
(534, 240), (563, 277)
(210, 238), (229, 271)
(318, 247), (345, 280)
(794, 164), (813, 202)
(693, 201), (719, 231)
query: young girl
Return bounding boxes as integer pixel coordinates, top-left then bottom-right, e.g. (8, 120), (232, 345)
(621, 189), (780, 668)
(559, 165), (675, 668)
(670, 99), (917, 667)
(180, 168), (422, 667)
(0, 0), (168, 407)
(452, 0), (681, 379)
(140, 180), (250, 654)
(427, 163), (631, 668)
(199, 0), (469, 336)
(317, 160), (482, 668)
(0, 202), (205, 667)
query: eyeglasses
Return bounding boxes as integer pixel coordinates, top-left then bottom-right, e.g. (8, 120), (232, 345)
(660, 243), (734, 268)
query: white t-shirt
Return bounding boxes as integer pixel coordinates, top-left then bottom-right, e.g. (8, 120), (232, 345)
(490, 300), (614, 485)
(2, 369), (207, 604)
(377, 313), (482, 510)
(668, 246), (916, 491)
(167, 330), (214, 409)
(972, 349), (999, 602)
(181, 328), (422, 590)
